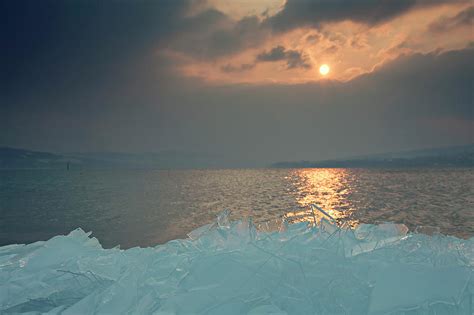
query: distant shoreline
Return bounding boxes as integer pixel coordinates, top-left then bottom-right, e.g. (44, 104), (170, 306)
(271, 159), (474, 169)
(1, 144), (473, 170)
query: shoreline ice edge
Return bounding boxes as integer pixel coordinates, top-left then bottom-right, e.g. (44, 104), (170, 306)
(1, 210), (473, 315)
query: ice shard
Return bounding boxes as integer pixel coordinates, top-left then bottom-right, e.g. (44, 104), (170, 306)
(0, 209), (472, 314)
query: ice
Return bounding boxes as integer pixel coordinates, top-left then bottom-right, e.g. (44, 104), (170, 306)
(0, 210), (472, 314)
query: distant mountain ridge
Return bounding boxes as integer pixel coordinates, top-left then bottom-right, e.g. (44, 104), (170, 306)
(0, 147), (224, 170)
(346, 144), (474, 160)
(1, 144), (473, 169)
(272, 144), (474, 168)
(0, 147), (68, 169)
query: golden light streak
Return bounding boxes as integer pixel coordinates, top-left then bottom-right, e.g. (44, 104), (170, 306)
(285, 169), (359, 228)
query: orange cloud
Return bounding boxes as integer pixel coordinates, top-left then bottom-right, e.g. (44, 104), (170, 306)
(162, 1), (473, 85)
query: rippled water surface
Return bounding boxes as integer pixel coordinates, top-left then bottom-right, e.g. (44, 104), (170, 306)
(1, 168), (472, 248)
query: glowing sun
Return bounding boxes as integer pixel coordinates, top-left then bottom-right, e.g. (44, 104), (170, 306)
(319, 64), (330, 76)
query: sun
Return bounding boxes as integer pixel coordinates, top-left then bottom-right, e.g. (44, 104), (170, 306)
(319, 64), (330, 76)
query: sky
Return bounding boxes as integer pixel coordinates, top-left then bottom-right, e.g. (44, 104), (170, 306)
(1, 0), (473, 166)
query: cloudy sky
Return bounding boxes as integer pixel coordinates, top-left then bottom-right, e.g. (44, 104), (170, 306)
(1, 0), (473, 166)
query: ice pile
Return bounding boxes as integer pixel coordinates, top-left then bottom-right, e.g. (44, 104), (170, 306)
(0, 209), (473, 315)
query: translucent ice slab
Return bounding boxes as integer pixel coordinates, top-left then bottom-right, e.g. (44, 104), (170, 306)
(0, 210), (472, 314)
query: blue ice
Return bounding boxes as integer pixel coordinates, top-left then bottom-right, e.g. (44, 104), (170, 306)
(0, 210), (472, 314)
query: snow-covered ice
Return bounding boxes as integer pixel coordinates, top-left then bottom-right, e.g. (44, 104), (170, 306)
(0, 209), (472, 314)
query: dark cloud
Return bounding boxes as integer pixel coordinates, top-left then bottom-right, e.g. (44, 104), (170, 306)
(220, 63), (255, 73)
(1, 0), (193, 96)
(266, 0), (417, 32)
(171, 0), (470, 59)
(1, 0), (465, 74)
(256, 46), (288, 61)
(428, 6), (474, 33)
(169, 14), (269, 60)
(256, 46), (311, 69)
(265, 0), (468, 33)
(0, 0), (264, 88)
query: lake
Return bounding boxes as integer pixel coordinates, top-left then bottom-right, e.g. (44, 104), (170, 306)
(0, 168), (472, 248)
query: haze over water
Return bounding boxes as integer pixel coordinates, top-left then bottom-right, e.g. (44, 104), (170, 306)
(1, 168), (472, 248)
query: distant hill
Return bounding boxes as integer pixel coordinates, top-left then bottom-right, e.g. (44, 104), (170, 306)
(0, 147), (69, 169)
(2, 144), (474, 170)
(272, 144), (474, 168)
(0, 147), (224, 170)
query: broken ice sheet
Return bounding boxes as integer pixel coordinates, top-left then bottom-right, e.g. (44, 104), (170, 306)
(0, 210), (472, 314)
(186, 222), (216, 240)
(217, 209), (231, 229)
(368, 264), (472, 314)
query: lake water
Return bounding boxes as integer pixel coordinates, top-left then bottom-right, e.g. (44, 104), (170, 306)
(0, 168), (472, 248)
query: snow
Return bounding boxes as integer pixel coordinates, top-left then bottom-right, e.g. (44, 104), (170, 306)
(0, 210), (472, 314)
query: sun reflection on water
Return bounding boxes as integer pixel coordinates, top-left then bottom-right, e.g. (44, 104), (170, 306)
(285, 169), (359, 227)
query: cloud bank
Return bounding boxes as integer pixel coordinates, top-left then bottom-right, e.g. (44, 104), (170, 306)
(1, 0), (472, 165)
